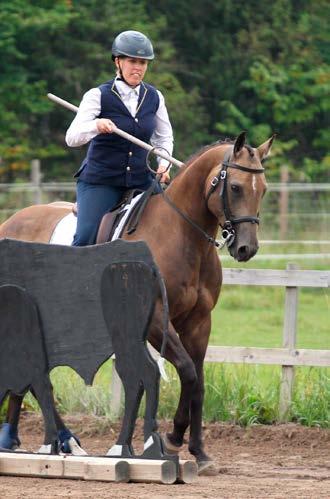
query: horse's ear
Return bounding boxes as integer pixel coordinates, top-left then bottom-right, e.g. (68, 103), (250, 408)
(233, 131), (246, 156)
(258, 134), (276, 161)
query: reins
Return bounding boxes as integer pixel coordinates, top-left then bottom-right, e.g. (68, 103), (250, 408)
(161, 189), (221, 248)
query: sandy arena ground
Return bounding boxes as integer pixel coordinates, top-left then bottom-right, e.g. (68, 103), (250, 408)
(0, 413), (329, 498)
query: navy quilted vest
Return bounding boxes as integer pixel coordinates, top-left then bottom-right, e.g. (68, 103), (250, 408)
(77, 79), (160, 187)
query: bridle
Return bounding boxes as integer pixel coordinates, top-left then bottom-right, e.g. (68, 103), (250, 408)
(205, 148), (265, 247)
(161, 147), (265, 249)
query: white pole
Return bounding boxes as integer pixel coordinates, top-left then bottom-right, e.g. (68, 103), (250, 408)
(47, 93), (184, 168)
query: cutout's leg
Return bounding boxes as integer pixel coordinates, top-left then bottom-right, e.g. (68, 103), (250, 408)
(141, 366), (177, 462)
(107, 380), (144, 457)
(142, 364), (160, 442)
(32, 377), (59, 454)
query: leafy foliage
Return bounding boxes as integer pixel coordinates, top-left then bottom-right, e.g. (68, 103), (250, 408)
(148, 0), (330, 181)
(0, 0), (328, 181)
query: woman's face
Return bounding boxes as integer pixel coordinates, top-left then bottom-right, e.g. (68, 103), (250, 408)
(116, 57), (148, 86)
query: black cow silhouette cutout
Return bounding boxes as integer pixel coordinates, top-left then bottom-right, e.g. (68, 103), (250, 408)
(0, 238), (173, 461)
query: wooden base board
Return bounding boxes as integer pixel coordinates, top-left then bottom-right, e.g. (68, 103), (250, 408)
(0, 452), (197, 484)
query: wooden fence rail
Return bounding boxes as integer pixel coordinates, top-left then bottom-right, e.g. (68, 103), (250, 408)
(1, 162), (329, 239)
(110, 265), (330, 421)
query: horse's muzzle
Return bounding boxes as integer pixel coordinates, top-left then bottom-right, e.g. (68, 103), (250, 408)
(229, 239), (259, 262)
(237, 244), (258, 262)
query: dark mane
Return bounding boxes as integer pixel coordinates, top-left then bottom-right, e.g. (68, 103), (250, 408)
(174, 138), (255, 178)
(184, 138), (234, 167)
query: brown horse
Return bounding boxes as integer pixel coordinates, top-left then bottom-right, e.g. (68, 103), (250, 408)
(0, 132), (274, 474)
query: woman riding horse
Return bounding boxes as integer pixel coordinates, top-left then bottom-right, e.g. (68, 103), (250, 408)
(0, 131), (274, 474)
(67, 29), (173, 247)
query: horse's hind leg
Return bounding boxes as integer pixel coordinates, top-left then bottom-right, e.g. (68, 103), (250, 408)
(148, 309), (198, 450)
(0, 390), (84, 454)
(0, 393), (23, 450)
(0, 391), (6, 406)
(53, 411), (86, 455)
(33, 386), (86, 455)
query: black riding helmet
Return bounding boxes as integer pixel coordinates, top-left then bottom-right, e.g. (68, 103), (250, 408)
(111, 30), (154, 61)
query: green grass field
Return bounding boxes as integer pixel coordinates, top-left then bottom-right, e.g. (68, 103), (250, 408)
(211, 279), (329, 349)
(213, 249), (329, 350)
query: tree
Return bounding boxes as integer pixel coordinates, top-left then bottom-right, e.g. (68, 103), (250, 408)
(147, 0), (330, 180)
(1, 1), (328, 181)
(0, 0), (73, 181)
(0, 0), (207, 181)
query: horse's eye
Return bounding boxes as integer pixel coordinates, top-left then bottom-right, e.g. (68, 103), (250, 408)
(231, 184), (241, 194)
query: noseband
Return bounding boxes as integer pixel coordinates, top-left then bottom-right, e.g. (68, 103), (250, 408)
(205, 149), (265, 247)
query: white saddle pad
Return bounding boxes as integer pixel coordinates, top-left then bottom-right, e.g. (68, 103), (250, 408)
(49, 193), (144, 245)
(49, 212), (76, 245)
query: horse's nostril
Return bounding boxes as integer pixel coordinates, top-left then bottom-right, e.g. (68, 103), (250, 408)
(238, 245), (248, 258)
(237, 244), (258, 261)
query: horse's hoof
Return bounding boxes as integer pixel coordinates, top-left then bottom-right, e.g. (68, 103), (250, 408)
(197, 460), (219, 476)
(58, 429), (86, 455)
(66, 437), (88, 456)
(162, 433), (182, 454)
(0, 423), (20, 450)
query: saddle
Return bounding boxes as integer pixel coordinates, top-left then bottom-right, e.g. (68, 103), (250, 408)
(95, 182), (156, 244)
(95, 190), (139, 244)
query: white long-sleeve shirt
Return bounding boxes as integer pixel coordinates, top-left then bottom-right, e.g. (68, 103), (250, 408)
(65, 78), (174, 168)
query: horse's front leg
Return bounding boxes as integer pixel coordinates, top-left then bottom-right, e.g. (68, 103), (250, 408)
(180, 313), (218, 475)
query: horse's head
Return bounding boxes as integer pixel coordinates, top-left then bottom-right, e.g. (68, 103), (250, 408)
(206, 131), (275, 261)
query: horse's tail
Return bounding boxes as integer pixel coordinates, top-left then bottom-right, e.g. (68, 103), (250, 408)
(153, 266), (169, 382)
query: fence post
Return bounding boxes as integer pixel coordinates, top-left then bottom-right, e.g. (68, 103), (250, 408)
(279, 262), (299, 421)
(110, 358), (123, 419)
(279, 165), (289, 239)
(31, 159), (42, 205)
